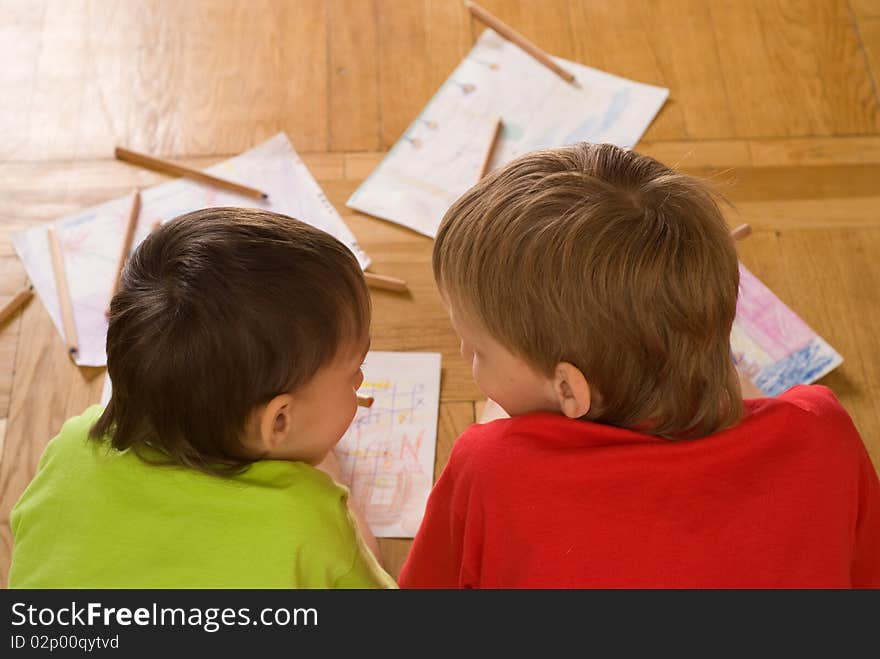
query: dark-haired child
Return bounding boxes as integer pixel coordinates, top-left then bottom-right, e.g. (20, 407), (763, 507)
(10, 208), (394, 588)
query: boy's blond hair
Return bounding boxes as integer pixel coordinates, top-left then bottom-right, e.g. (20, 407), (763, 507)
(434, 143), (742, 438)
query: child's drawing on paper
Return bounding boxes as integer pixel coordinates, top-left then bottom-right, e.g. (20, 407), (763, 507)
(12, 133), (368, 367)
(335, 352), (442, 538)
(731, 264), (842, 396)
(348, 29), (669, 237)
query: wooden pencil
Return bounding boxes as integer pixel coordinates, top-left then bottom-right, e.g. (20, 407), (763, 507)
(357, 395), (374, 408)
(115, 146), (268, 201)
(46, 226), (79, 358)
(478, 117), (503, 180)
(731, 223), (752, 241)
(364, 271), (409, 293)
(0, 285), (33, 326)
(465, 1), (576, 84)
(109, 190), (141, 304)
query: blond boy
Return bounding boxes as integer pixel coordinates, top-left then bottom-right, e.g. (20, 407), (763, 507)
(400, 144), (880, 588)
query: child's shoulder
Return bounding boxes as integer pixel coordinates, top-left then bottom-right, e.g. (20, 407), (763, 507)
(756, 384), (858, 440)
(38, 404), (105, 464)
(772, 384), (848, 418)
(446, 412), (579, 473)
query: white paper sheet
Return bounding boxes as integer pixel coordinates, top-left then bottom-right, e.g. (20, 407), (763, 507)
(12, 133), (368, 366)
(348, 29), (669, 236)
(336, 351), (442, 538)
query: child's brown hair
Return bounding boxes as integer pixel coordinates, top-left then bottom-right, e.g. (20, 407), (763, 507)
(91, 207), (370, 474)
(434, 143), (742, 438)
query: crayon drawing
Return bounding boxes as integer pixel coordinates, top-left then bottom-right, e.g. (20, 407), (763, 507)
(348, 29), (669, 237)
(336, 352), (442, 538)
(732, 264), (842, 396)
(12, 133), (368, 367)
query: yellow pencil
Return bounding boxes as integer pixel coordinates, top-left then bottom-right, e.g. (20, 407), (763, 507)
(109, 190), (141, 306)
(115, 146), (268, 201)
(731, 223), (752, 241)
(465, 1), (576, 84)
(364, 271), (409, 293)
(0, 285), (33, 326)
(47, 226), (79, 359)
(478, 117), (503, 180)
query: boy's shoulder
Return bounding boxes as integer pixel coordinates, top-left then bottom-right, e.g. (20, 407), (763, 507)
(448, 385), (863, 474)
(444, 412), (588, 478)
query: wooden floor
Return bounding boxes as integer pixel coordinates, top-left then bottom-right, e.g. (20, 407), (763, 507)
(1, 0), (880, 585)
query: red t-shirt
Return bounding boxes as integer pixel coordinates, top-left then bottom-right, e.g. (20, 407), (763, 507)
(399, 385), (880, 588)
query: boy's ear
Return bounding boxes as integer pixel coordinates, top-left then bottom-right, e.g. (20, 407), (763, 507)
(553, 362), (591, 419)
(256, 393), (296, 452)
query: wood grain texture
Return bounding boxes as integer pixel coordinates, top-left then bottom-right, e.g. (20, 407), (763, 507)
(377, 0), (471, 148)
(711, 0), (880, 138)
(0, 251), (28, 419)
(851, 0), (880, 20)
(859, 17), (880, 98)
(329, 0), (380, 151)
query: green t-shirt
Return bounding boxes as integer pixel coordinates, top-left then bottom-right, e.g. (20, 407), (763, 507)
(9, 406), (396, 589)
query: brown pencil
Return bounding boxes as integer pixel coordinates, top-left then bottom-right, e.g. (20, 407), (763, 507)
(46, 226), (79, 358)
(0, 285), (33, 326)
(109, 190), (141, 305)
(357, 395), (374, 408)
(731, 223), (752, 241)
(115, 146), (268, 201)
(364, 271), (409, 293)
(478, 117), (503, 180)
(465, 1), (576, 84)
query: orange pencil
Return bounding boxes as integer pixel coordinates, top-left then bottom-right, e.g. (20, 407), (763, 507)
(478, 117), (503, 180)
(46, 226), (79, 359)
(357, 395), (374, 408)
(364, 271), (409, 293)
(465, 1), (576, 84)
(109, 190), (141, 305)
(115, 146), (268, 201)
(0, 285), (33, 325)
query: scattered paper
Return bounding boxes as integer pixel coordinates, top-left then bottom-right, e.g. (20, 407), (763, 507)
(732, 264), (842, 395)
(348, 29), (669, 236)
(336, 351), (442, 538)
(12, 133), (368, 366)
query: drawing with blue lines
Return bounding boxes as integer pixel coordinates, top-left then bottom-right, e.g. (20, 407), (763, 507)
(12, 133), (368, 367)
(347, 28), (669, 237)
(731, 264), (842, 396)
(336, 351), (441, 538)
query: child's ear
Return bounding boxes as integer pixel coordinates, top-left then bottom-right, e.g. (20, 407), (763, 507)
(553, 362), (591, 419)
(256, 393), (296, 452)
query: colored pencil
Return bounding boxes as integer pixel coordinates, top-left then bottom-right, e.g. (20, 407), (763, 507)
(731, 223), (752, 241)
(357, 395), (374, 408)
(465, 1), (576, 84)
(115, 146), (268, 201)
(46, 226), (79, 358)
(364, 272), (409, 293)
(0, 285), (33, 326)
(478, 117), (503, 180)
(109, 190), (141, 305)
